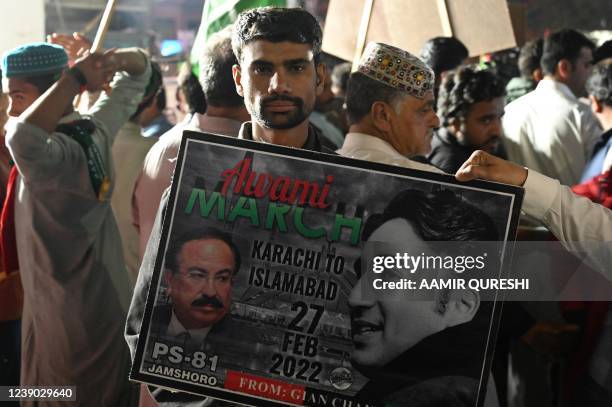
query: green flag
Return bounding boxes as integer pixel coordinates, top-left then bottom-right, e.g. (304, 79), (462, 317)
(190, 0), (288, 77)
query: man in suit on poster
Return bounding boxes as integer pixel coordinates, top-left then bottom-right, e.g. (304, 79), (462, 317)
(150, 227), (241, 352)
(126, 7), (338, 406)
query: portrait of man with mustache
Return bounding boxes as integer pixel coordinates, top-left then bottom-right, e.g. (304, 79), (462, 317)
(150, 227), (241, 350)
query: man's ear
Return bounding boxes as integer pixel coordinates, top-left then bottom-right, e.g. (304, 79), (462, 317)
(440, 289), (480, 328)
(232, 64), (244, 97)
(370, 101), (393, 133)
(589, 94), (603, 114)
(532, 67), (543, 83)
(315, 62), (326, 96)
(164, 270), (174, 295)
(557, 59), (573, 81)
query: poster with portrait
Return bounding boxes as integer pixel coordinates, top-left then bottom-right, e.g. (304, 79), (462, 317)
(131, 131), (524, 407)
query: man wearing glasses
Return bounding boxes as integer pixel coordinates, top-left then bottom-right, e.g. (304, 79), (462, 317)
(151, 227), (241, 349)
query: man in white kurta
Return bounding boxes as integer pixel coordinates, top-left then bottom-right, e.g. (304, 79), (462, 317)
(3, 43), (150, 406)
(111, 64), (162, 283)
(131, 29), (248, 263)
(112, 120), (157, 282)
(503, 79), (601, 186)
(337, 42), (442, 174)
(502, 29), (601, 186)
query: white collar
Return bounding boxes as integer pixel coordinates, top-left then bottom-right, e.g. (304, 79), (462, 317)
(536, 78), (577, 101)
(167, 310), (212, 344)
(338, 132), (407, 160)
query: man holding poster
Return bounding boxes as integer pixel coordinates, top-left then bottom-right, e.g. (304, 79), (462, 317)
(130, 129), (518, 407)
(126, 7), (522, 407)
(126, 7), (338, 406)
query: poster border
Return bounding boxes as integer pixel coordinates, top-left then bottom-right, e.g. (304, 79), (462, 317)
(130, 130), (525, 406)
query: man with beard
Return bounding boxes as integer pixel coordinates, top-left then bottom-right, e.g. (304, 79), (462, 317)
(230, 8), (336, 152)
(429, 66), (506, 173)
(149, 228), (241, 352)
(338, 42), (442, 172)
(125, 7), (335, 406)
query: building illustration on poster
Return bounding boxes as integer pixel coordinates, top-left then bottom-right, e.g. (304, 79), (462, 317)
(131, 131), (523, 407)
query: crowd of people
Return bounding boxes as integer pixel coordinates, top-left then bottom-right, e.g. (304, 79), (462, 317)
(0, 4), (611, 407)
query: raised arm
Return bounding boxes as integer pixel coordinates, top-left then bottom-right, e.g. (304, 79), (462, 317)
(87, 48), (150, 138)
(19, 49), (117, 133)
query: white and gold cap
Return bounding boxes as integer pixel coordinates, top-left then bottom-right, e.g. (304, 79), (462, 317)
(357, 42), (435, 98)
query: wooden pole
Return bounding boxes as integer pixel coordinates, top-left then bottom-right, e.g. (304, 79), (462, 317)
(90, 0), (118, 52)
(74, 0), (117, 113)
(352, 0), (375, 72)
(436, 0), (454, 37)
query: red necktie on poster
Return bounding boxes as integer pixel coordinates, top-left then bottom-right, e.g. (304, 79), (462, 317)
(1, 165), (20, 273)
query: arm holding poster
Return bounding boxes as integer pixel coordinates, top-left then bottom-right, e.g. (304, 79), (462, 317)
(126, 188), (217, 406)
(456, 150), (612, 277)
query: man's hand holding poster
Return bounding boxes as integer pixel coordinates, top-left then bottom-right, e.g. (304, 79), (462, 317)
(131, 131), (524, 407)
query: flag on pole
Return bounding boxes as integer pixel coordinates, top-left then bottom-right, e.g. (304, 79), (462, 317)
(190, 0), (288, 77)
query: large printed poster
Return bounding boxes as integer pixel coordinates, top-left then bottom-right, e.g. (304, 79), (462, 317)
(131, 131), (524, 407)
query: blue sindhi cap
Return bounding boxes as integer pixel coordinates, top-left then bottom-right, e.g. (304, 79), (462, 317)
(1, 42), (68, 78)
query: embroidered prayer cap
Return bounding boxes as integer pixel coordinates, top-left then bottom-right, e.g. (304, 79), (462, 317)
(1, 42), (68, 78)
(357, 42), (435, 99)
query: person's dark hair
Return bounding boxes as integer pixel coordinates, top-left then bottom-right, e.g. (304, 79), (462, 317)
(22, 70), (63, 95)
(518, 38), (544, 79)
(131, 62), (163, 120)
(436, 66), (505, 127)
(355, 188), (498, 383)
(419, 37), (469, 76)
(362, 188), (498, 242)
(593, 40), (612, 64)
(320, 52), (344, 73)
(586, 62), (612, 107)
(344, 72), (407, 125)
(155, 87), (167, 111)
(332, 62), (352, 95)
(200, 27), (243, 108)
(232, 7), (323, 64)
(540, 29), (595, 76)
(166, 227), (242, 275)
(177, 62), (207, 114)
